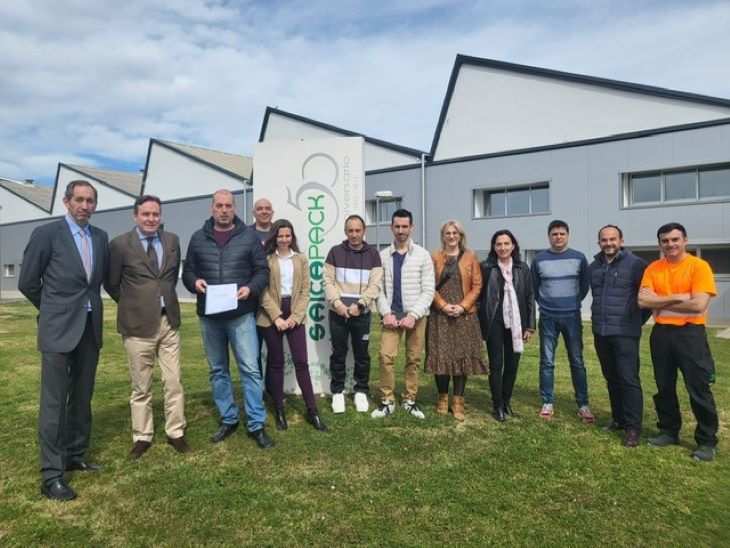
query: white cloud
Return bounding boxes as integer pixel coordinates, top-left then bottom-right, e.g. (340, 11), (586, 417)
(0, 0), (729, 184)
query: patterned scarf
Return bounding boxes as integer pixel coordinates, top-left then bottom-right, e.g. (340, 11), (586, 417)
(499, 258), (524, 353)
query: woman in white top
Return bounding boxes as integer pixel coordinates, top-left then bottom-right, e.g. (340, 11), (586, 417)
(256, 219), (326, 431)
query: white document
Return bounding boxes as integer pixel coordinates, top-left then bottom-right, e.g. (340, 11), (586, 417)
(204, 284), (238, 315)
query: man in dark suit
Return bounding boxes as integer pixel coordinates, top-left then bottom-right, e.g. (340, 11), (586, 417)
(18, 180), (108, 501)
(105, 195), (188, 461)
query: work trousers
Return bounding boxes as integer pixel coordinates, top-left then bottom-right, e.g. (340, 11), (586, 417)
(650, 324), (718, 447)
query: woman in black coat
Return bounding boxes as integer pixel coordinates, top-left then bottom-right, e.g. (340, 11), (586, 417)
(478, 230), (536, 422)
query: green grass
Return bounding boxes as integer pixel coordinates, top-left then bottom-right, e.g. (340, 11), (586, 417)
(0, 300), (728, 546)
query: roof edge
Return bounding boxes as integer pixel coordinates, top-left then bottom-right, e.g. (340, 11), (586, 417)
(429, 54), (730, 159)
(260, 107), (427, 158)
(148, 139), (249, 183)
(0, 180), (53, 213)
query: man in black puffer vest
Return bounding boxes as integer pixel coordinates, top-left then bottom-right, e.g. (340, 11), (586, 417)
(588, 225), (650, 448)
(183, 189), (273, 449)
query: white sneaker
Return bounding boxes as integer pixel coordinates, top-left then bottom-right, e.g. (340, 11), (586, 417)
(403, 399), (425, 420)
(354, 392), (369, 413)
(331, 392), (345, 414)
(371, 400), (395, 418)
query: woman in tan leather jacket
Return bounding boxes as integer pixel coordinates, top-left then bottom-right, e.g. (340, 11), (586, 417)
(257, 219), (326, 431)
(425, 220), (488, 420)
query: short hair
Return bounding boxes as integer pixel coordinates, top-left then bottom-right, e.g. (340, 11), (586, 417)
(597, 224), (623, 240)
(64, 180), (97, 201)
(487, 229), (521, 263)
(264, 219), (300, 255)
(438, 220), (469, 253)
(212, 189), (234, 203)
(345, 214), (366, 229)
(133, 194), (162, 214)
(657, 222), (687, 240)
(547, 219), (569, 234)
(391, 208), (413, 225)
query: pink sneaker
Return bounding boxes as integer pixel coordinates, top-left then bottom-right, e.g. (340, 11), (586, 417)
(578, 405), (595, 423)
(539, 403), (554, 419)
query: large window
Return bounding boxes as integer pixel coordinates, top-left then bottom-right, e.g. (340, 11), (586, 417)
(366, 197), (402, 225)
(474, 182), (550, 218)
(623, 163), (730, 207)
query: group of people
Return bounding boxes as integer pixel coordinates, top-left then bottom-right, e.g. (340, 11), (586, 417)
(19, 180), (720, 502)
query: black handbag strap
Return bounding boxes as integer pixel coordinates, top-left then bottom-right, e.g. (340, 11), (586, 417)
(436, 251), (464, 291)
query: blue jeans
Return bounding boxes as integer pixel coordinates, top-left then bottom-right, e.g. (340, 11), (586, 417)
(199, 313), (266, 432)
(538, 314), (589, 407)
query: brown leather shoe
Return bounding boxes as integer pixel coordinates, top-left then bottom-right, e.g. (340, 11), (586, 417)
(436, 394), (449, 414)
(453, 396), (466, 421)
(128, 440), (152, 460)
(623, 429), (640, 448)
(167, 435), (189, 454)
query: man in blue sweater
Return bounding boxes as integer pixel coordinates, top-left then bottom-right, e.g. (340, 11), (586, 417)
(531, 220), (592, 422)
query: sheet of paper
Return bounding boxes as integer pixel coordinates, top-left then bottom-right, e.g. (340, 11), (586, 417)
(204, 283), (238, 315)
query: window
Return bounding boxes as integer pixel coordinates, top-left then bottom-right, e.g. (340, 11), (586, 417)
(698, 246), (730, 275)
(4, 264), (15, 277)
(623, 163), (730, 207)
(474, 182), (550, 218)
(366, 197), (402, 225)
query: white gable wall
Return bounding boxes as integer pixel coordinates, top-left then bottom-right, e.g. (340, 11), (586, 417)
(263, 113), (421, 171)
(0, 189), (50, 223)
(143, 143), (245, 201)
(434, 65), (730, 160)
(53, 166), (135, 215)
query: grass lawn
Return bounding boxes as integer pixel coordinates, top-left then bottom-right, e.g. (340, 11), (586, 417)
(0, 300), (728, 545)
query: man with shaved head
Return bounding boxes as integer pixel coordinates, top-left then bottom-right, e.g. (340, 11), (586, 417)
(251, 197), (274, 244)
(183, 190), (273, 449)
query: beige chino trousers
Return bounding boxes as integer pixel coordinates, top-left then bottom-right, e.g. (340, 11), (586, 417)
(123, 315), (186, 442)
(378, 317), (427, 404)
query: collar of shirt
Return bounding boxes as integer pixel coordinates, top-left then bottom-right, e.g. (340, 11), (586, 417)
(135, 227), (158, 242)
(65, 214), (91, 238)
(275, 249), (297, 258)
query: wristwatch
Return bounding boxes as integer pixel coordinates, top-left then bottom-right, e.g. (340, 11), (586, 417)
(357, 302), (367, 313)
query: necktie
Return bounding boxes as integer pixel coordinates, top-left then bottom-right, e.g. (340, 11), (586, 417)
(79, 230), (92, 282)
(147, 237), (159, 276)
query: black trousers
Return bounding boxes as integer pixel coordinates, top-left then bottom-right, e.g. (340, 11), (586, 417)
(486, 321), (521, 409)
(39, 314), (99, 482)
(650, 324), (718, 447)
(329, 311), (371, 394)
(593, 334), (643, 430)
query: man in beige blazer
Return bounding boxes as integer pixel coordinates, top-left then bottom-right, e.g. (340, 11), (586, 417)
(105, 195), (188, 460)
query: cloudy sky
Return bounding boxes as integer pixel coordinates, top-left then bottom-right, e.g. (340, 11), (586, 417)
(2, 0), (729, 184)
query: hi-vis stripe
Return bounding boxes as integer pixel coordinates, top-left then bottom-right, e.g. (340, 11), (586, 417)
(656, 309), (703, 318)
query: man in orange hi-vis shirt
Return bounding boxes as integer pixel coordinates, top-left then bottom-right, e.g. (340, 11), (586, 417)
(638, 222), (719, 462)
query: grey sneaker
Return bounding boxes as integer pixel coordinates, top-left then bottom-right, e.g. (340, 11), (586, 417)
(691, 445), (716, 462)
(403, 400), (425, 420)
(371, 401), (395, 418)
(647, 432), (679, 447)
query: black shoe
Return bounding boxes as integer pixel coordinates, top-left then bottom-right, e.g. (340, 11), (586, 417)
(503, 402), (517, 417)
(647, 432), (679, 447)
(492, 408), (506, 422)
(66, 459), (100, 472)
(41, 479), (76, 501)
(275, 407), (288, 430)
(601, 421), (624, 432)
(248, 428), (275, 448)
(167, 435), (190, 453)
(306, 410), (327, 431)
(623, 429), (641, 447)
(128, 440), (152, 460)
(211, 422), (239, 443)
